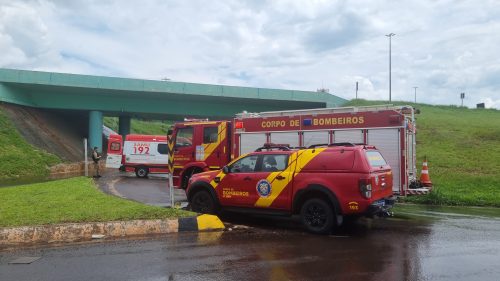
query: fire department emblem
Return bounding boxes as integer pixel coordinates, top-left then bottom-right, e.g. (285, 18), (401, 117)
(256, 179), (272, 197)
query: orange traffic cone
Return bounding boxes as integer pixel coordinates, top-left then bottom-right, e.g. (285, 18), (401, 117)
(420, 156), (433, 187)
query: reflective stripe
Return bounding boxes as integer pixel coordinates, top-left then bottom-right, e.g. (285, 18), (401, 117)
(254, 148), (326, 207)
(209, 171), (226, 189)
(421, 170), (429, 174)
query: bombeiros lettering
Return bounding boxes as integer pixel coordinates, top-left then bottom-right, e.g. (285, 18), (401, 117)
(313, 116), (364, 126)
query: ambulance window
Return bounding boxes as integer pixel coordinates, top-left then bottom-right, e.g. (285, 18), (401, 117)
(230, 155), (258, 173)
(175, 127), (193, 147)
(157, 144), (168, 154)
(110, 142), (121, 151)
(203, 127), (218, 143)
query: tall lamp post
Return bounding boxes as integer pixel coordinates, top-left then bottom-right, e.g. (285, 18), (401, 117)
(413, 86), (418, 103)
(386, 33), (396, 102)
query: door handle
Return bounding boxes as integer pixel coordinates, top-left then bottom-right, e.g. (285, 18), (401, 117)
(275, 175), (285, 180)
(243, 177), (252, 181)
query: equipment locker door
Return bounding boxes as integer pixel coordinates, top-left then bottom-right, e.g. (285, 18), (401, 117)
(367, 128), (401, 193)
(333, 130), (364, 144)
(269, 132), (300, 148)
(239, 133), (267, 155)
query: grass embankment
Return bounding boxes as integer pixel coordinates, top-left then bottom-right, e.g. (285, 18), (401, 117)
(0, 109), (60, 185)
(345, 100), (500, 207)
(0, 177), (193, 227)
(104, 117), (173, 135)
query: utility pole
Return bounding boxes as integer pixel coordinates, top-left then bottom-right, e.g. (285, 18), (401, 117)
(413, 86), (418, 103)
(386, 33), (396, 102)
(355, 81), (359, 99)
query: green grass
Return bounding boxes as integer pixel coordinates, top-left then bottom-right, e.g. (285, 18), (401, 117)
(345, 99), (500, 207)
(104, 117), (174, 135)
(0, 109), (60, 185)
(0, 177), (194, 227)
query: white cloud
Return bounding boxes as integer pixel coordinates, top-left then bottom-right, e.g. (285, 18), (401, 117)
(0, 0), (499, 109)
(483, 97), (500, 109)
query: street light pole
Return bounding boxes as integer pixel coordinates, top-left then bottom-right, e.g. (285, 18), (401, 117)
(413, 86), (418, 103)
(386, 33), (396, 102)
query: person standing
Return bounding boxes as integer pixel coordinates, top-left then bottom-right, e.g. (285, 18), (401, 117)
(92, 146), (102, 178)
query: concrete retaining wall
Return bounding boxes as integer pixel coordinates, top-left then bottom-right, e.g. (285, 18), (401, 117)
(0, 215), (225, 246)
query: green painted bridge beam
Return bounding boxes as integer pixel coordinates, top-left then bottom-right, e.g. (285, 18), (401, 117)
(89, 111), (103, 152)
(0, 68), (349, 120)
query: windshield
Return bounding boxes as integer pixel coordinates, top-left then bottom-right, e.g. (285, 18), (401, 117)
(365, 151), (388, 167)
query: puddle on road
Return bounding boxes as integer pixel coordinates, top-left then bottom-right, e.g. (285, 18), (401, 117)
(394, 203), (500, 220)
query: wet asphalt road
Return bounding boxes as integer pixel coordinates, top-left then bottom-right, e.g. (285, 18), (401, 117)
(97, 170), (187, 207)
(1, 205), (500, 281)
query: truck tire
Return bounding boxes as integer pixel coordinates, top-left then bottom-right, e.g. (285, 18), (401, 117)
(190, 190), (216, 214)
(135, 167), (149, 178)
(181, 167), (203, 189)
(300, 198), (335, 234)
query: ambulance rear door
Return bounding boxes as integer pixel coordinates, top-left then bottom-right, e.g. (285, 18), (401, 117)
(106, 134), (123, 168)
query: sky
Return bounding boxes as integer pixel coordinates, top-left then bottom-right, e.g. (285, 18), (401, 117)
(1, 0), (500, 109)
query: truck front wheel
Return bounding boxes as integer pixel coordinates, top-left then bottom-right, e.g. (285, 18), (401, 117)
(300, 198), (335, 234)
(135, 167), (149, 178)
(190, 190), (217, 214)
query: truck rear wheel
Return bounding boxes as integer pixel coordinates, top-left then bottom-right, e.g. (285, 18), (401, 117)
(135, 167), (149, 178)
(190, 190), (216, 214)
(300, 198), (335, 234)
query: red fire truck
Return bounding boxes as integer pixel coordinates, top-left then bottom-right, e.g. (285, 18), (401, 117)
(169, 105), (428, 196)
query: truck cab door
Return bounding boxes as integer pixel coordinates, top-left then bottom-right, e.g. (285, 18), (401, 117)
(217, 155), (259, 207)
(201, 122), (229, 170)
(253, 154), (293, 210)
(219, 153), (292, 210)
(173, 126), (195, 170)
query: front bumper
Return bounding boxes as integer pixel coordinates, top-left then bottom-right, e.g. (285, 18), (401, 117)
(366, 197), (396, 218)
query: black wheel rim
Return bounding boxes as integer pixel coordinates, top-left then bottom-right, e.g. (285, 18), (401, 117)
(193, 193), (212, 213)
(138, 169), (146, 176)
(304, 203), (327, 228)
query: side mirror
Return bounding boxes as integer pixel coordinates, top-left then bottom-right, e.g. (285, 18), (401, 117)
(222, 166), (229, 174)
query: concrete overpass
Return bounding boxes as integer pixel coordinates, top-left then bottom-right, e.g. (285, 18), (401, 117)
(0, 68), (347, 150)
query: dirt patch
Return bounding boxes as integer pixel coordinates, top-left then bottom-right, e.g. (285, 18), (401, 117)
(1, 103), (89, 162)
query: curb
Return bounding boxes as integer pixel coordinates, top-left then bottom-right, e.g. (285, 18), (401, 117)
(0, 214), (225, 246)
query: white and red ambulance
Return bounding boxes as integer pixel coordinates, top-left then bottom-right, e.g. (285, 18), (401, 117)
(106, 134), (169, 178)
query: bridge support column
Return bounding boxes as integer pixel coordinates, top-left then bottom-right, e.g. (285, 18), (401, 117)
(89, 110), (103, 151)
(118, 116), (131, 138)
